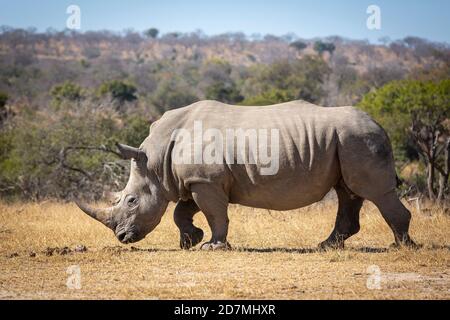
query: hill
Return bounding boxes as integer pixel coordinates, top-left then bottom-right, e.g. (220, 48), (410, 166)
(1, 28), (449, 110)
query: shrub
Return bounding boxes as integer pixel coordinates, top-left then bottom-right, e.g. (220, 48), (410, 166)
(98, 80), (137, 104)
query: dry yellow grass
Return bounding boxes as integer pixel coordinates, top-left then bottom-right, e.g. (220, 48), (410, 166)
(0, 199), (449, 300)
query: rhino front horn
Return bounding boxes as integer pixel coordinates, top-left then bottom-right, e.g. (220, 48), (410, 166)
(75, 201), (114, 229)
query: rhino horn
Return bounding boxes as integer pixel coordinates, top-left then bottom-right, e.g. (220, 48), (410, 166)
(75, 201), (114, 229)
(116, 143), (144, 160)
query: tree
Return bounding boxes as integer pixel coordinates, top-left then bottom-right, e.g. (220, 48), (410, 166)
(358, 80), (450, 200)
(0, 92), (8, 124)
(98, 80), (137, 105)
(411, 115), (450, 201)
(313, 41), (336, 55)
(144, 28), (159, 39)
(290, 41), (307, 51)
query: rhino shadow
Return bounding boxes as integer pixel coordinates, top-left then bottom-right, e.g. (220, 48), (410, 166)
(236, 246), (390, 254)
(237, 244), (450, 254)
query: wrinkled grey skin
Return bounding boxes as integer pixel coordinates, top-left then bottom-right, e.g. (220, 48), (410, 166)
(76, 100), (416, 250)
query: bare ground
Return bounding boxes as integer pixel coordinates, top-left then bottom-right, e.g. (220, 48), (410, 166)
(0, 200), (449, 299)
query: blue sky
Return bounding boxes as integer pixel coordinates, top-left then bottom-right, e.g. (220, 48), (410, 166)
(0, 0), (449, 43)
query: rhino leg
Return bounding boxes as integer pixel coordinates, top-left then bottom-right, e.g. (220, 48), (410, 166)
(319, 182), (364, 250)
(191, 183), (231, 251)
(174, 200), (204, 249)
(372, 191), (417, 248)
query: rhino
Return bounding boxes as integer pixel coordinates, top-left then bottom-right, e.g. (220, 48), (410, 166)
(76, 100), (416, 250)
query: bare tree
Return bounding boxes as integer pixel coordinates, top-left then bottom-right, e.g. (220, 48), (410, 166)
(411, 113), (449, 201)
(437, 137), (450, 202)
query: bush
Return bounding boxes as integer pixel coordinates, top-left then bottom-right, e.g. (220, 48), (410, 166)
(0, 92), (8, 107)
(0, 103), (152, 200)
(240, 89), (294, 106)
(205, 83), (243, 104)
(98, 80), (137, 104)
(152, 81), (198, 112)
(50, 81), (83, 106)
(83, 46), (101, 59)
(242, 56), (331, 104)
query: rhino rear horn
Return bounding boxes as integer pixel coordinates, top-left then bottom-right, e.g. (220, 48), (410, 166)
(116, 143), (145, 161)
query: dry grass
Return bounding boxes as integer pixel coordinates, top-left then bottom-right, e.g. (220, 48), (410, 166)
(0, 200), (449, 300)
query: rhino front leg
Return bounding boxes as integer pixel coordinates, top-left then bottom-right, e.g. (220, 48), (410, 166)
(174, 200), (204, 249)
(319, 182), (364, 250)
(191, 183), (231, 251)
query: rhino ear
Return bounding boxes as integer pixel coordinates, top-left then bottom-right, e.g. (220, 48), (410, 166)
(116, 143), (146, 161)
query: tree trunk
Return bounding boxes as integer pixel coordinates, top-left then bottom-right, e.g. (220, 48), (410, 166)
(437, 138), (450, 202)
(427, 161), (436, 200)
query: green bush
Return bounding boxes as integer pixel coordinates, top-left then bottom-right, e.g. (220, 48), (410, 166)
(0, 103), (152, 200)
(152, 81), (198, 112)
(98, 80), (138, 104)
(205, 83), (243, 104)
(50, 81), (83, 106)
(358, 79), (450, 162)
(240, 89), (294, 106)
(0, 92), (8, 107)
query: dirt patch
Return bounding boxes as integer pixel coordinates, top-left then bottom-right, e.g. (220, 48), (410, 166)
(43, 245), (89, 256)
(101, 245), (159, 255)
(6, 245), (89, 258)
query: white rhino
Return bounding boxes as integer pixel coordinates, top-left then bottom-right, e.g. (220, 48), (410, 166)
(76, 100), (416, 250)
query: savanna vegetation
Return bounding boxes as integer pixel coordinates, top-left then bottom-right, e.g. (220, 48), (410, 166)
(0, 27), (449, 203)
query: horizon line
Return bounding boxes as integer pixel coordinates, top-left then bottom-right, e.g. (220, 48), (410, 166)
(1, 25), (449, 46)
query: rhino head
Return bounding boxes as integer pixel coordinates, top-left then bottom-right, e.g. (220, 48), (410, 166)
(75, 143), (169, 244)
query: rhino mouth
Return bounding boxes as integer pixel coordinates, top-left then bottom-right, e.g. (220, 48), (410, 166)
(115, 225), (140, 244)
(116, 231), (138, 244)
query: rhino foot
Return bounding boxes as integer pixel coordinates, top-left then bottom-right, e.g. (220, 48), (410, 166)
(180, 227), (204, 250)
(389, 233), (420, 250)
(318, 239), (345, 251)
(200, 241), (232, 251)
(390, 239), (421, 250)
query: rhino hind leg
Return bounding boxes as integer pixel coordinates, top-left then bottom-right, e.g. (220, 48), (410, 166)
(319, 181), (364, 250)
(191, 183), (231, 251)
(371, 191), (417, 248)
(336, 127), (416, 248)
(174, 200), (204, 249)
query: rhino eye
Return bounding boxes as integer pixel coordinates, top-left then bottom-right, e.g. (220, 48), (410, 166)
(127, 196), (138, 207)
